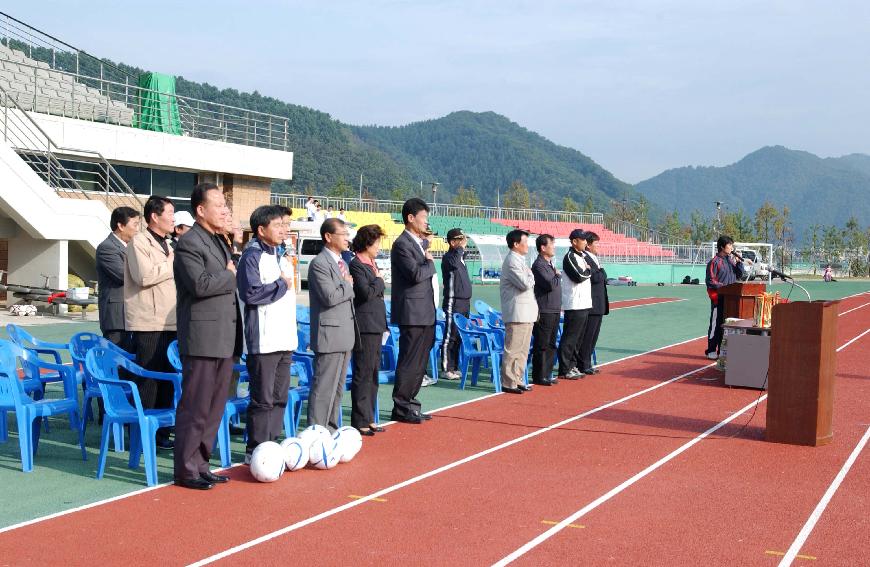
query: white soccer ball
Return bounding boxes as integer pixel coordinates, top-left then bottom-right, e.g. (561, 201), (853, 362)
(298, 424), (332, 451)
(308, 436), (341, 470)
(334, 426), (363, 463)
(249, 441), (286, 482)
(280, 437), (308, 471)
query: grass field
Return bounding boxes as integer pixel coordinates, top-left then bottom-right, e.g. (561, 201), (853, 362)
(1, 279), (868, 528)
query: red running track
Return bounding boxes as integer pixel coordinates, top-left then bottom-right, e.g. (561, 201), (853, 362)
(609, 297), (683, 310)
(0, 294), (867, 566)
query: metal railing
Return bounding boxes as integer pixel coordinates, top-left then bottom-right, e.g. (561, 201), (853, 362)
(270, 193), (606, 224)
(0, 11), (290, 151)
(1, 84), (141, 212)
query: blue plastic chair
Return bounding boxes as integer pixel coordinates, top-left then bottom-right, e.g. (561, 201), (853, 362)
(474, 299), (494, 319)
(453, 313), (500, 392)
(0, 340), (86, 472)
(69, 332), (134, 452)
(166, 340), (249, 468)
(85, 347), (181, 486)
(428, 323), (444, 383)
(6, 324), (70, 387)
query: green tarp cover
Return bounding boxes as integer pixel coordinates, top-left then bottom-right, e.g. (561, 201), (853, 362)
(134, 72), (182, 135)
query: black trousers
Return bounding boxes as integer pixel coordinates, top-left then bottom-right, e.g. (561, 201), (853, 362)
(578, 314), (603, 372)
(174, 356), (233, 480)
(441, 298), (470, 372)
(351, 333), (382, 429)
(706, 297), (725, 355)
(131, 330), (177, 442)
(532, 312), (560, 383)
(245, 351), (292, 453)
(102, 330), (130, 349)
(558, 309), (589, 376)
(392, 324), (435, 419)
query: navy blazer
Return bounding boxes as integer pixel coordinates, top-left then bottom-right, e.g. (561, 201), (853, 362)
(389, 230), (436, 326)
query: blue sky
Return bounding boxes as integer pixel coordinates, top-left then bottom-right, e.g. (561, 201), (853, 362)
(9, 1), (869, 182)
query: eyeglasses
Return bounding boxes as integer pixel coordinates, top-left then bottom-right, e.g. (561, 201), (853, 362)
(332, 231), (350, 237)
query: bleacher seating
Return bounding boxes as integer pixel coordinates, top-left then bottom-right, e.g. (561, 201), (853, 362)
(0, 43), (134, 125)
(491, 219), (675, 259)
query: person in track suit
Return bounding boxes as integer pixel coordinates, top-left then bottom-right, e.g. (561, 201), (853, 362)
(307, 217), (358, 431)
(173, 182), (242, 490)
(390, 198), (437, 424)
(349, 224), (388, 436)
(578, 231), (609, 375)
(95, 206), (140, 347)
(440, 228), (472, 380)
(558, 229), (592, 379)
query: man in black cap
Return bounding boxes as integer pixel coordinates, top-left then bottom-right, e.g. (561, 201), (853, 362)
(440, 228), (472, 379)
(558, 229), (592, 379)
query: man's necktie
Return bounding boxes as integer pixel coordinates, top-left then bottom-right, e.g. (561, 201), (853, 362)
(338, 259), (348, 278)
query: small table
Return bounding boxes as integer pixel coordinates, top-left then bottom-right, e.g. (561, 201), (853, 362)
(722, 319), (770, 390)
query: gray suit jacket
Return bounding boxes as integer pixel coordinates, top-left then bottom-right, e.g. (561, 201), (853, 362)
(173, 223), (242, 358)
(500, 251), (538, 323)
(389, 230), (436, 326)
(95, 233), (126, 332)
(308, 248), (357, 354)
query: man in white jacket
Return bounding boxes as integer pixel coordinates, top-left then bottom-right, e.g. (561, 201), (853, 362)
(237, 205), (298, 461)
(499, 230), (538, 394)
(558, 229), (592, 379)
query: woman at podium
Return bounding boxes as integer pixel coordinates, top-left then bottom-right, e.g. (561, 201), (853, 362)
(704, 236), (749, 360)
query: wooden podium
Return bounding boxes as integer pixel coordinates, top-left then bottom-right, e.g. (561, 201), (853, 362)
(766, 301), (838, 446)
(718, 282), (766, 319)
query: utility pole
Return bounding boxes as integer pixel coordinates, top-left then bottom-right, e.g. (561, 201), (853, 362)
(358, 173), (363, 206)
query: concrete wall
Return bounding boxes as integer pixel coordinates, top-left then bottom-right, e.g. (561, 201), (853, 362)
(24, 111), (293, 180)
(7, 231), (68, 294)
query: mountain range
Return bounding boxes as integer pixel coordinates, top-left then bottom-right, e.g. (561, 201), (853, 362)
(634, 146), (870, 236)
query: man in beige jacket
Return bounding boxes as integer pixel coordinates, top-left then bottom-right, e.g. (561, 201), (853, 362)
(125, 195), (178, 449)
(499, 229), (538, 394)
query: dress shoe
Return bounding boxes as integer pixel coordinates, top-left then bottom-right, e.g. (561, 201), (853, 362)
(369, 425), (386, 432)
(201, 471), (230, 483)
(582, 368), (600, 375)
(418, 412), (433, 421)
(532, 380), (552, 386)
(517, 384), (532, 392)
(175, 477), (213, 490)
(548, 378), (559, 385)
(502, 386), (524, 394)
(356, 427), (375, 437)
(391, 413), (422, 424)
(156, 438), (174, 451)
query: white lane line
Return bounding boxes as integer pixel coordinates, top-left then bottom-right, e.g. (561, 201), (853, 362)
(839, 290), (870, 300)
(838, 301), (870, 316)
(777, 425), (870, 567)
(611, 298), (687, 311)
(493, 395), (769, 566)
(186, 362), (717, 567)
(836, 328), (870, 352)
(0, 335), (707, 534)
(494, 326), (870, 566)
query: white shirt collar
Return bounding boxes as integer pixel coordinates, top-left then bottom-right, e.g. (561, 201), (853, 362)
(324, 246), (342, 264)
(405, 229), (425, 253)
(112, 233), (127, 248)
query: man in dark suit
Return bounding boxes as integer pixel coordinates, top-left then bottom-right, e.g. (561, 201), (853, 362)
(390, 198), (436, 424)
(95, 206), (140, 347)
(172, 182), (242, 490)
(579, 231), (610, 375)
(307, 218), (357, 431)
(531, 233), (561, 386)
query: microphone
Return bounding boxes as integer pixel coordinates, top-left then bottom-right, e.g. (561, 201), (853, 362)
(770, 268), (792, 281)
(731, 251), (743, 261)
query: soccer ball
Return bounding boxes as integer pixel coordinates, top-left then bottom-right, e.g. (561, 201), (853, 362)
(249, 441), (286, 482)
